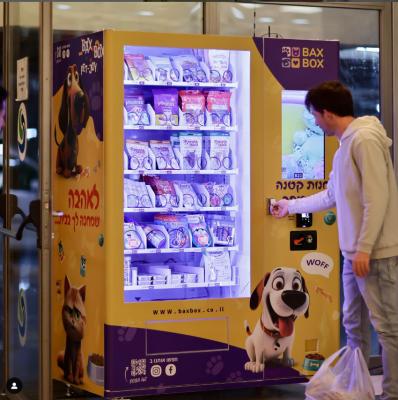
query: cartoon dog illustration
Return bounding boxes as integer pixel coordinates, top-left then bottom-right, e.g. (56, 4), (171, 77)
(244, 267), (310, 373)
(55, 64), (90, 178)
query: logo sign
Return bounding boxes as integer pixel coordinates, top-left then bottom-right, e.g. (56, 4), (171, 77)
(17, 289), (28, 346)
(301, 252), (334, 278)
(281, 46), (325, 70)
(253, 37), (339, 90)
(17, 102), (28, 161)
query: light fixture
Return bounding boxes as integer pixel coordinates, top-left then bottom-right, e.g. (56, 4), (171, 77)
(27, 128), (37, 140)
(258, 17), (274, 24)
(190, 3), (201, 14)
(231, 7), (245, 20)
(292, 18), (310, 25)
(9, 158), (19, 167)
(356, 46), (379, 53)
(137, 10), (155, 17)
(240, 3), (262, 9)
(55, 4), (71, 11)
(280, 6), (322, 14)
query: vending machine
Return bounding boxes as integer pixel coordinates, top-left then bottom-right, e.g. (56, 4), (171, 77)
(52, 31), (340, 398)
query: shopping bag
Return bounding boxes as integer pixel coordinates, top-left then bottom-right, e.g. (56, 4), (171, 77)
(305, 345), (375, 400)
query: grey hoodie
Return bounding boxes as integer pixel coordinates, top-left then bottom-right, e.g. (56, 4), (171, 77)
(288, 116), (398, 260)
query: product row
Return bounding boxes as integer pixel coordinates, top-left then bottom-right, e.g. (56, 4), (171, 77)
(124, 50), (233, 84)
(124, 89), (233, 127)
(124, 132), (233, 171)
(124, 251), (233, 287)
(124, 213), (236, 250)
(124, 177), (235, 209)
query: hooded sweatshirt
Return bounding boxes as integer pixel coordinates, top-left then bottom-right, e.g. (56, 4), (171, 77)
(288, 116), (398, 260)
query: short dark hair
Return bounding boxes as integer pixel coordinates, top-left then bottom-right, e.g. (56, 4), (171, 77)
(0, 86), (7, 108)
(305, 80), (354, 117)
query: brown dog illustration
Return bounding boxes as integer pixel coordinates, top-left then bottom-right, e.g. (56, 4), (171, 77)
(55, 64), (89, 178)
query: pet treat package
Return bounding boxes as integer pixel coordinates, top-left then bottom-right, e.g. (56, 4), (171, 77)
(171, 54), (208, 83)
(124, 222), (146, 249)
(206, 214), (236, 246)
(124, 257), (138, 286)
(149, 140), (180, 170)
(203, 132), (232, 170)
(179, 132), (203, 170)
(200, 251), (232, 282)
(124, 93), (150, 126)
(206, 90), (232, 126)
(142, 224), (169, 249)
(125, 140), (154, 170)
(152, 88), (179, 126)
(124, 53), (153, 81)
(154, 214), (192, 248)
(202, 182), (235, 207)
(124, 178), (154, 208)
(179, 90), (206, 126)
(205, 49), (232, 83)
(186, 214), (213, 248)
(143, 176), (182, 208)
(148, 55), (180, 82)
(173, 181), (200, 208)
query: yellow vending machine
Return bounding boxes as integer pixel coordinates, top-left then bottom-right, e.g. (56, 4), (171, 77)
(52, 31), (340, 398)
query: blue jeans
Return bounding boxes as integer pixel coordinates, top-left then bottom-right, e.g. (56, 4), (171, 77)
(343, 256), (398, 400)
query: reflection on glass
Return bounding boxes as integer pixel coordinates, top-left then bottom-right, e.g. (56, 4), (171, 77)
(53, 2), (203, 41)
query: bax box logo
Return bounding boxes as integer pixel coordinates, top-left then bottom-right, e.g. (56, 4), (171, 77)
(281, 46), (324, 69)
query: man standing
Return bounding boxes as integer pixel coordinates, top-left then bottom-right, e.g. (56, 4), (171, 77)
(272, 81), (398, 400)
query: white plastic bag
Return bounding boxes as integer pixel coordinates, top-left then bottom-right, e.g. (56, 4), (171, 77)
(305, 345), (375, 400)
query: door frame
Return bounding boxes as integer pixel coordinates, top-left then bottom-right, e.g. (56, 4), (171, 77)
(1, 3), (52, 399)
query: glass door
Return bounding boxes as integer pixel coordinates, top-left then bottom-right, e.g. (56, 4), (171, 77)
(2, 3), (40, 398)
(0, 3), (4, 392)
(122, 45), (251, 303)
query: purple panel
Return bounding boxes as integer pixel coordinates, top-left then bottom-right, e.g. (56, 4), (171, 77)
(254, 37), (339, 90)
(104, 324), (306, 398)
(53, 31), (104, 140)
(147, 328), (228, 353)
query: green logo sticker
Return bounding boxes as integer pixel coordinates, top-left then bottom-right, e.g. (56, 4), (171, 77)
(17, 102), (28, 161)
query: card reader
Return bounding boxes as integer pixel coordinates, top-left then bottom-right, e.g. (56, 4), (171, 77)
(296, 212), (313, 228)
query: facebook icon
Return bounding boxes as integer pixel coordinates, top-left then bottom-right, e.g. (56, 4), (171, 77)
(165, 364), (176, 376)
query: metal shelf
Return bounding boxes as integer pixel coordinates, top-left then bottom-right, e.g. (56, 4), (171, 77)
(123, 169), (238, 176)
(124, 124), (237, 132)
(124, 206), (238, 213)
(124, 245), (238, 255)
(124, 79), (238, 89)
(124, 280), (237, 291)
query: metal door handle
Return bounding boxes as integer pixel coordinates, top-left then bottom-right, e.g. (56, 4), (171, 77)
(14, 199), (41, 247)
(0, 226), (19, 239)
(0, 193), (26, 239)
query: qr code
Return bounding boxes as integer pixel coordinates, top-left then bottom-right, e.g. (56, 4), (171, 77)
(131, 358), (146, 377)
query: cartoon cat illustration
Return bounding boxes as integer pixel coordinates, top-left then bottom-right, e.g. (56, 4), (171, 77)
(57, 276), (86, 384)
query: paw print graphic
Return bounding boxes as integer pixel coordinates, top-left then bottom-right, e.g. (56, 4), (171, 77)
(117, 327), (137, 342)
(226, 370), (243, 382)
(205, 355), (224, 376)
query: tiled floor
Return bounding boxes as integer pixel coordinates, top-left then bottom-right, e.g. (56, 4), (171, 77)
(54, 376), (383, 399)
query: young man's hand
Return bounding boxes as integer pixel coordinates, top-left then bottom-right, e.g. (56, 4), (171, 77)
(271, 199), (289, 218)
(352, 251), (370, 277)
